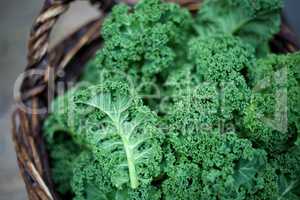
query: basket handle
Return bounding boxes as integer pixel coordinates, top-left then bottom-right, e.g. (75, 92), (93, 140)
(26, 0), (115, 68)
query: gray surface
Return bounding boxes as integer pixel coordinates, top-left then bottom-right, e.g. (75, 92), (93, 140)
(0, 1), (42, 199)
(284, 0), (300, 37)
(0, 0), (299, 199)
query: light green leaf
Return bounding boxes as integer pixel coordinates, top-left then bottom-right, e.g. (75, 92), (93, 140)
(278, 175), (300, 200)
(78, 91), (155, 189)
(234, 151), (266, 187)
(195, 0), (282, 48)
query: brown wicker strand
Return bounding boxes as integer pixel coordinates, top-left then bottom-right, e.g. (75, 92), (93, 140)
(28, 2), (69, 67)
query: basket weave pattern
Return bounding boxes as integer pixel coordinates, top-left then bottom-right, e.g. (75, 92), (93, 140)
(11, 0), (299, 199)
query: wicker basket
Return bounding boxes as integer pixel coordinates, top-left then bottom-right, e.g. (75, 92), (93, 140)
(11, 0), (299, 199)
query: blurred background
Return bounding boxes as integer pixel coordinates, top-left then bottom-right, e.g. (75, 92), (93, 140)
(0, 0), (299, 199)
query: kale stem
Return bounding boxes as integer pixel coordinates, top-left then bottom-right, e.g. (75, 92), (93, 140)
(115, 118), (139, 189)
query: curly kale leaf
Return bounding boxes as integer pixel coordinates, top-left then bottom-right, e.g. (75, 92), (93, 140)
(72, 151), (162, 200)
(166, 36), (254, 133)
(268, 146), (300, 200)
(73, 82), (163, 189)
(243, 53), (300, 153)
(43, 88), (78, 143)
(43, 85), (97, 146)
(71, 151), (116, 200)
(90, 0), (192, 87)
(162, 160), (202, 199)
(189, 35), (255, 81)
(233, 151), (266, 188)
(190, 36), (254, 123)
(43, 88), (88, 195)
(169, 83), (220, 134)
(126, 185), (161, 200)
(163, 131), (267, 199)
(277, 175), (300, 200)
(47, 137), (81, 195)
(247, 164), (279, 200)
(194, 0), (282, 49)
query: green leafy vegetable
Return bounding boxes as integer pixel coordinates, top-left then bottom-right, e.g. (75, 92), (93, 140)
(73, 83), (163, 189)
(194, 0), (282, 50)
(243, 53), (300, 153)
